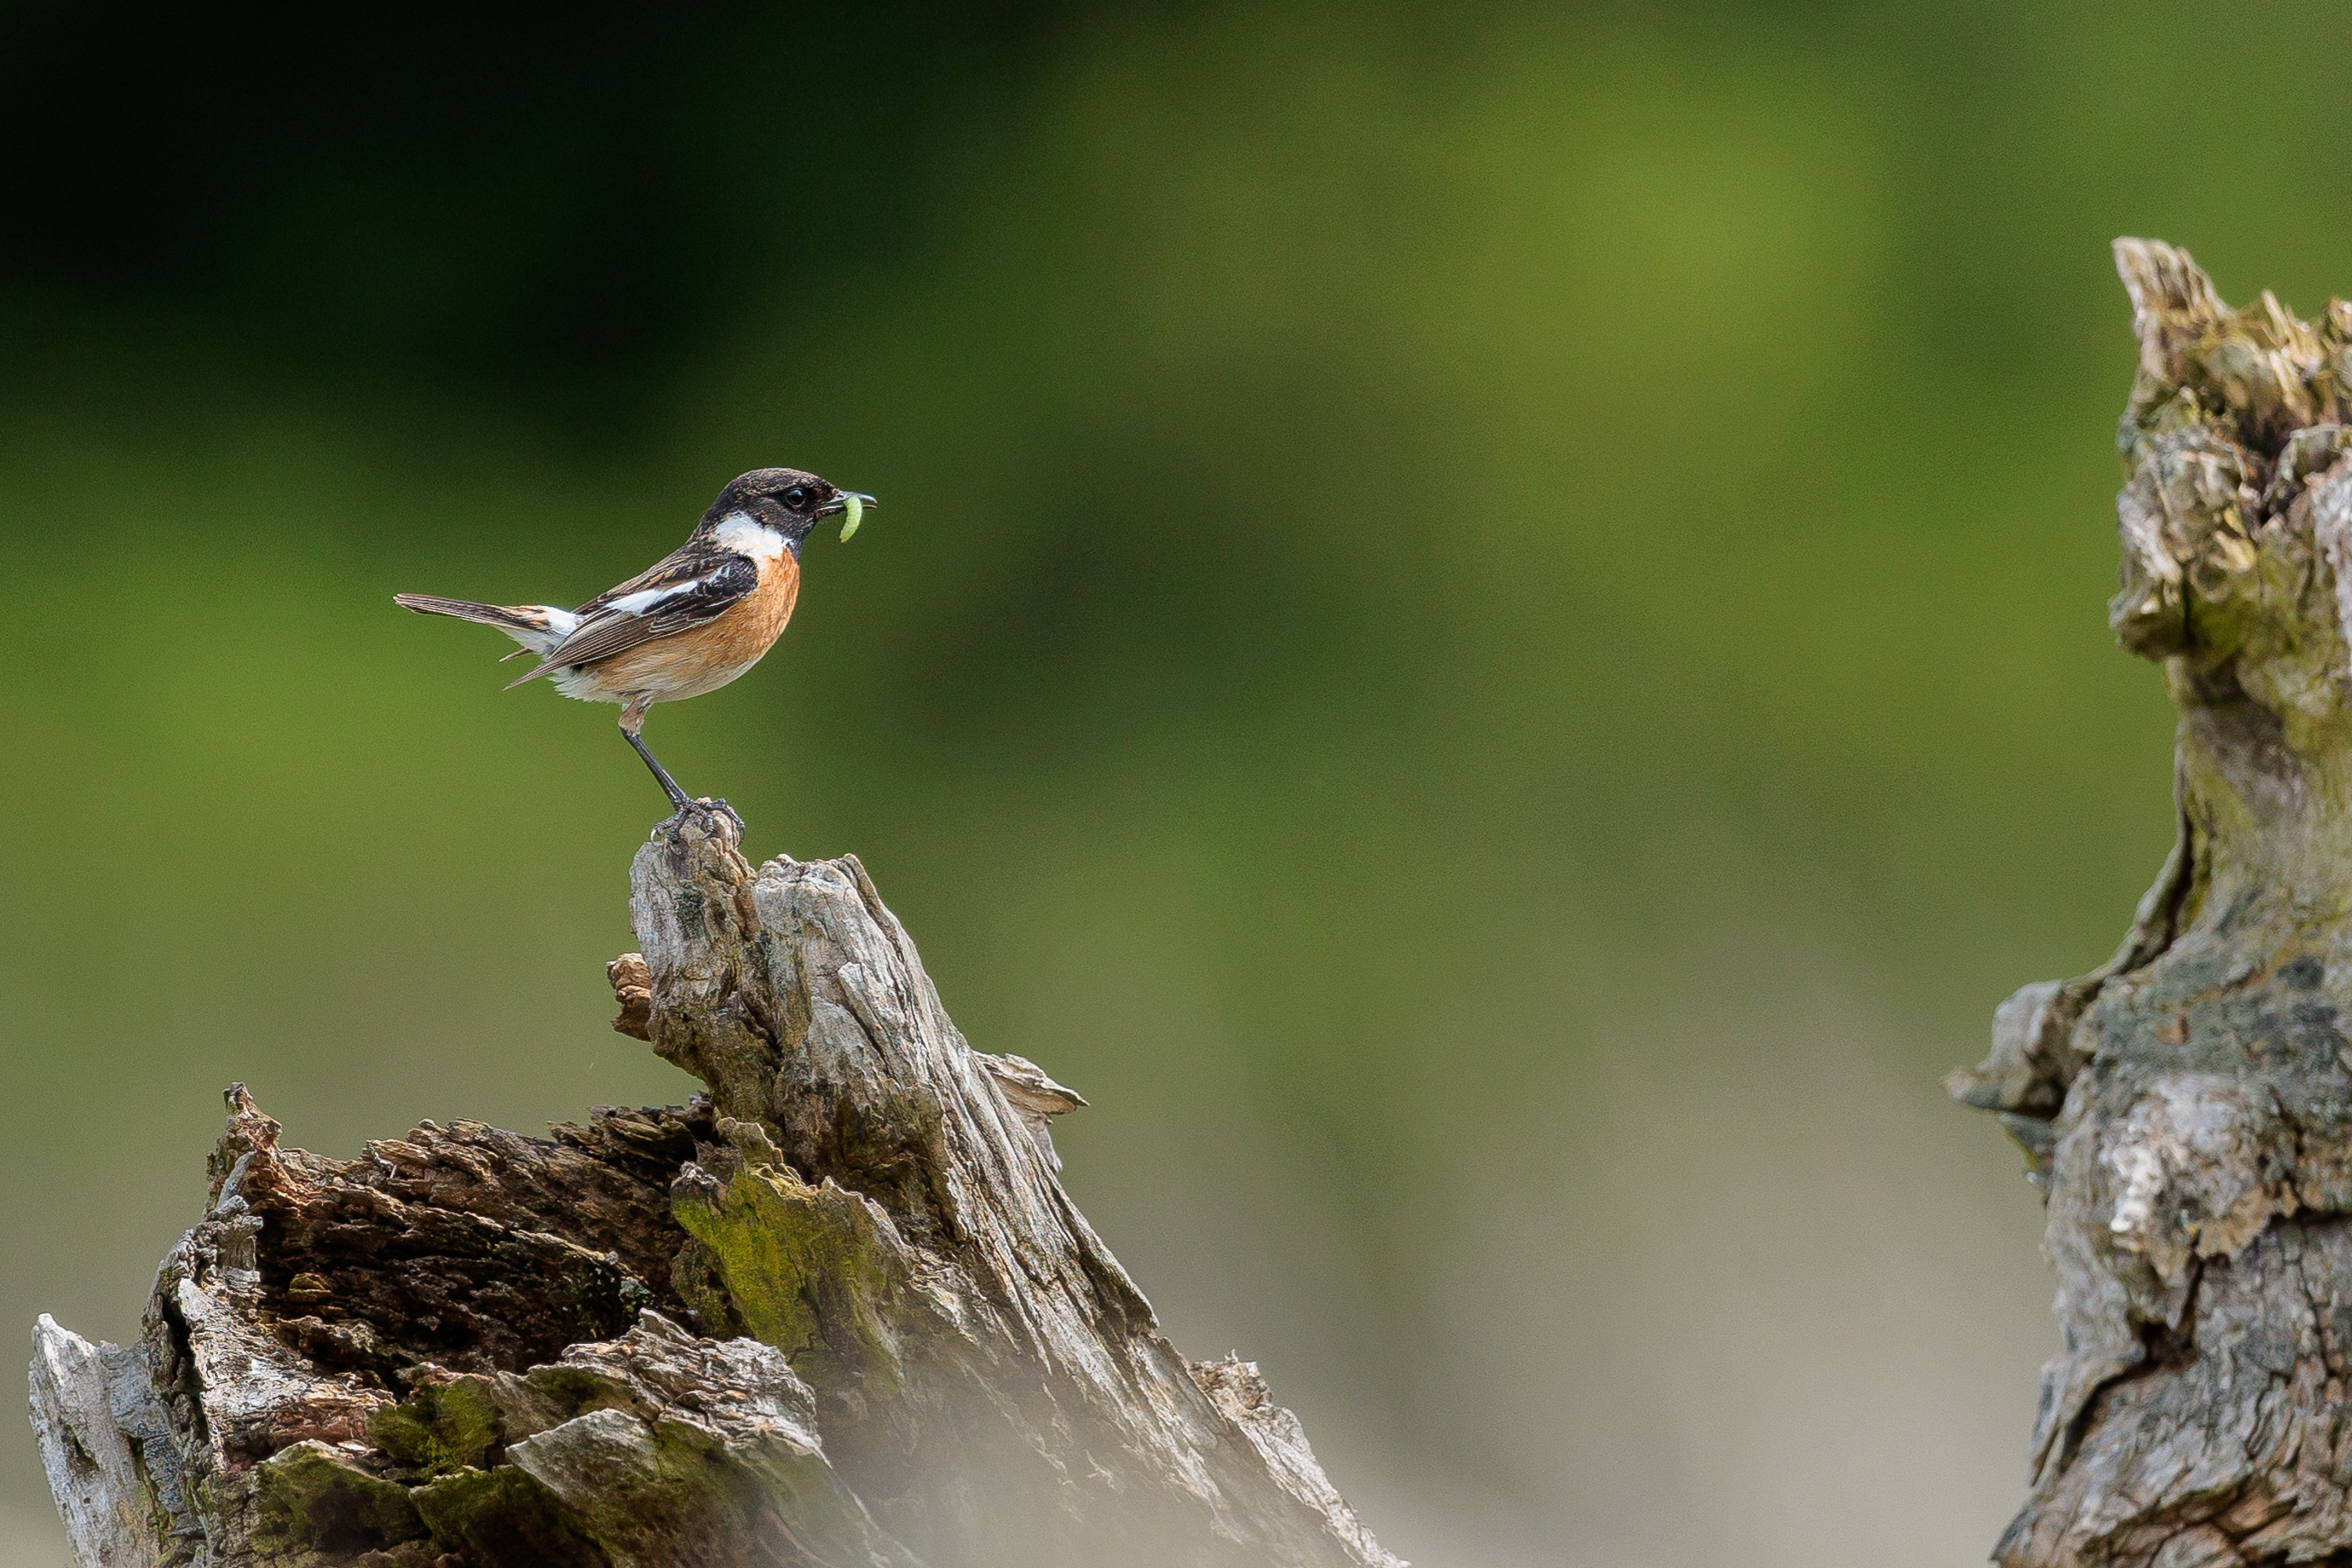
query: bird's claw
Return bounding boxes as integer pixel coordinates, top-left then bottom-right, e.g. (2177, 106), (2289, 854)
(652, 797), (744, 841)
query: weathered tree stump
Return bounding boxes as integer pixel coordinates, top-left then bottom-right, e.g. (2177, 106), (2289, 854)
(1951, 240), (2352, 1566)
(28, 810), (1397, 1567)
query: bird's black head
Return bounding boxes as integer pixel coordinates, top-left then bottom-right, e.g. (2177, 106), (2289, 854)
(702, 467), (875, 554)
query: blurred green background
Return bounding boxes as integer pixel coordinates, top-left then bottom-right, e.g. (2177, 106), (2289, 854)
(6, 2), (2345, 1562)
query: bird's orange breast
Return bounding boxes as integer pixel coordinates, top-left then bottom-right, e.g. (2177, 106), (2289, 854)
(706, 548), (800, 663)
(589, 550), (800, 703)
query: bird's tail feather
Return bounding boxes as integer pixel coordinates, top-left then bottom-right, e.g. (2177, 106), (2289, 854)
(393, 593), (568, 655)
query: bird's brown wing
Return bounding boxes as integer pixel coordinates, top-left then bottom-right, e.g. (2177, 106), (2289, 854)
(505, 546), (757, 688)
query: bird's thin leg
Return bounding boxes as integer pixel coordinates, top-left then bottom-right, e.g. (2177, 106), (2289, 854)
(620, 701), (692, 813)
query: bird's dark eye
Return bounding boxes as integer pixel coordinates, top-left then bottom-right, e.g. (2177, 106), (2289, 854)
(782, 485), (810, 510)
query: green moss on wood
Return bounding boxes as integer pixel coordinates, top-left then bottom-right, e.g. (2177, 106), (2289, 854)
(409, 1465), (608, 1567)
(671, 1156), (908, 1390)
(669, 1236), (745, 1341)
(371, 1377), (504, 1480)
(254, 1441), (427, 1555)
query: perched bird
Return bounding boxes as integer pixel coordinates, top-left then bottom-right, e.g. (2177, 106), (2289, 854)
(395, 467), (873, 819)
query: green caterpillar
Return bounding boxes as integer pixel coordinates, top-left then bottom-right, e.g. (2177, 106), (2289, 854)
(839, 492), (864, 542)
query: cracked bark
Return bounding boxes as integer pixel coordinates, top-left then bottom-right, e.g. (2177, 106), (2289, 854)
(1950, 239), (2352, 1567)
(28, 815), (1397, 1568)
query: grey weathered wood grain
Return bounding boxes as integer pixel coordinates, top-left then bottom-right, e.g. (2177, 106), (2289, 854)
(633, 818), (1397, 1567)
(28, 822), (1396, 1567)
(30, 1316), (195, 1567)
(1951, 239), (2352, 1567)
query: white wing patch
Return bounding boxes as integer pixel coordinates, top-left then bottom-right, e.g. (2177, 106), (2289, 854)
(602, 583), (702, 616)
(712, 511), (787, 562)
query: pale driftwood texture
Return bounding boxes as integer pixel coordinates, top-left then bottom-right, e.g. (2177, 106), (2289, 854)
(28, 812), (1397, 1567)
(1951, 240), (2352, 1567)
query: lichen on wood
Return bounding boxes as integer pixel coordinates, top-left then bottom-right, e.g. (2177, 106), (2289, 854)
(1951, 239), (2352, 1567)
(29, 811), (1396, 1566)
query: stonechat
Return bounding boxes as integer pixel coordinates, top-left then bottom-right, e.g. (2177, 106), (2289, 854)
(395, 467), (873, 818)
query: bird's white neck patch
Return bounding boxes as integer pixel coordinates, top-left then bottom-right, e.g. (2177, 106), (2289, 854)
(713, 510), (787, 562)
